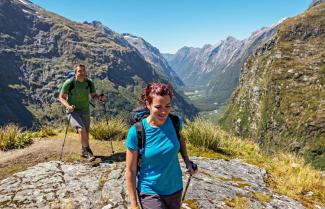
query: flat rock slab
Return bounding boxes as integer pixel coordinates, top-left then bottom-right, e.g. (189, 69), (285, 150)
(0, 157), (310, 209)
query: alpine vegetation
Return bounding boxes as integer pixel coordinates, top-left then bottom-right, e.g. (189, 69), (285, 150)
(90, 117), (128, 141)
(0, 124), (32, 151)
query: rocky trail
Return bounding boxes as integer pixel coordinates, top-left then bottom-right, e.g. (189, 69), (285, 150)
(0, 147), (312, 209)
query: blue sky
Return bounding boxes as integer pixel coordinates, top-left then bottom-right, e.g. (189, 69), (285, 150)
(30, 0), (311, 53)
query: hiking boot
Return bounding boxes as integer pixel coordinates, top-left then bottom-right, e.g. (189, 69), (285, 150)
(81, 146), (95, 161)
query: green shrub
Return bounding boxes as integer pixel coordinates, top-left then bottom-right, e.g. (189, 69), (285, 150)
(32, 126), (57, 138)
(14, 132), (33, 149)
(90, 117), (128, 141)
(0, 124), (32, 151)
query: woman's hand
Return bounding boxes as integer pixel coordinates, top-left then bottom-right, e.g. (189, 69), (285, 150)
(186, 161), (198, 176)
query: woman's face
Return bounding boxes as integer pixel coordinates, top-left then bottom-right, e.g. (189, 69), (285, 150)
(146, 94), (171, 125)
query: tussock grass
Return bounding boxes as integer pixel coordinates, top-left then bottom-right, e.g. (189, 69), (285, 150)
(224, 196), (250, 209)
(183, 117), (261, 159)
(183, 118), (325, 207)
(0, 124), (32, 151)
(265, 153), (325, 207)
(32, 126), (58, 138)
(90, 117), (128, 141)
(183, 118), (221, 150)
(253, 192), (272, 203)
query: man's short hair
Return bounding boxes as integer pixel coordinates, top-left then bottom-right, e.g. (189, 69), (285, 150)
(75, 64), (86, 70)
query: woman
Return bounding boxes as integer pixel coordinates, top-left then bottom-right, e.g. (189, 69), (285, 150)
(125, 83), (197, 209)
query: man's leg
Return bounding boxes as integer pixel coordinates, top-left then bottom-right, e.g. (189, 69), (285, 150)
(78, 127), (89, 147)
(80, 112), (95, 161)
(68, 112), (94, 161)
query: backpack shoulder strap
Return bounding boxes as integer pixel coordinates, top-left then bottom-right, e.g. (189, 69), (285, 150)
(85, 78), (92, 90)
(134, 121), (145, 172)
(169, 114), (180, 141)
(67, 78), (75, 95)
(134, 121), (145, 152)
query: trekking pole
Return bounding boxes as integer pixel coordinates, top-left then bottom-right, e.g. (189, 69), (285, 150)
(182, 161), (198, 201)
(101, 98), (115, 155)
(59, 110), (73, 160)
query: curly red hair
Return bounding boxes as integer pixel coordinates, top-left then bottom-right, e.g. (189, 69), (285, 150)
(140, 83), (173, 105)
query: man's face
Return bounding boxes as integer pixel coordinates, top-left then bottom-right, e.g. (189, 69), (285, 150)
(75, 66), (86, 79)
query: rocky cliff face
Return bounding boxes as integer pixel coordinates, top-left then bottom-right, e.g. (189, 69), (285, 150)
(220, 3), (325, 169)
(0, 158), (309, 209)
(0, 0), (197, 127)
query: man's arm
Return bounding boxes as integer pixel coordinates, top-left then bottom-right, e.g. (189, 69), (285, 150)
(59, 92), (74, 112)
(91, 93), (107, 101)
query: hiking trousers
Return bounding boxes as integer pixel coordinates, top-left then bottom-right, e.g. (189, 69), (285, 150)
(139, 189), (182, 209)
(67, 112), (90, 133)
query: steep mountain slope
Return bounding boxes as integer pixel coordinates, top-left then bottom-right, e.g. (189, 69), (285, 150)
(220, 3), (325, 169)
(165, 37), (242, 86)
(122, 33), (184, 87)
(164, 46), (201, 84)
(0, 0), (197, 127)
(165, 26), (278, 106)
(206, 26), (280, 104)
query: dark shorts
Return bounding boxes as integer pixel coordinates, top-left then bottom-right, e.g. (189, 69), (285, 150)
(67, 112), (90, 132)
(139, 189), (182, 209)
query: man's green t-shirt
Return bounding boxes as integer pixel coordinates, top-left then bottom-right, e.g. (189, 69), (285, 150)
(61, 78), (95, 113)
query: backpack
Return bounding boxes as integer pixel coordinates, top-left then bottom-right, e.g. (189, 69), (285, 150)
(128, 106), (181, 170)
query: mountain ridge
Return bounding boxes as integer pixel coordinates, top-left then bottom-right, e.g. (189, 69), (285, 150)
(0, 0), (197, 127)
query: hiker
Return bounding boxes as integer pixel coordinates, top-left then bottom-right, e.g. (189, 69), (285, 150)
(125, 82), (197, 209)
(59, 64), (106, 161)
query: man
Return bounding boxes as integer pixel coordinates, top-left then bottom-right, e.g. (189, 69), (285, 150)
(59, 64), (106, 161)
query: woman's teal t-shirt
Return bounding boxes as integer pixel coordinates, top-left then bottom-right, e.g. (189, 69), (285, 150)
(125, 116), (183, 195)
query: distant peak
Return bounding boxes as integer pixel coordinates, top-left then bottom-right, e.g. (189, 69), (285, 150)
(91, 20), (103, 26)
(272, 17), (288, 27)
(122, 33), (145, 42)
(308, 0), (325, 9)
(226, 36), (238, 41)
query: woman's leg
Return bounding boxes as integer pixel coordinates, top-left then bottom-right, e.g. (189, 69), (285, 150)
(161, 190), (182, 209)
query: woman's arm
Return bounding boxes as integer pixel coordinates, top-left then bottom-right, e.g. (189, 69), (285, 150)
(180, 134), (197, 176)
(125, 149), (139, 209)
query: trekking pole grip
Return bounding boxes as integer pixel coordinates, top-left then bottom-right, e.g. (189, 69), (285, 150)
(190, 161), (198, 171)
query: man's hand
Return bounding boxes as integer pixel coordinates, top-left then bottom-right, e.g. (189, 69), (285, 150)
(98, 94), (107, 102)
(92, 94), (107, 102)
(67, 105), (75, 113)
